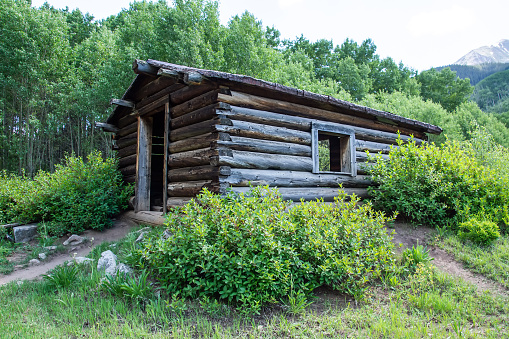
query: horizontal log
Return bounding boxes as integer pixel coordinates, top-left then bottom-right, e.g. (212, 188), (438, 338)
(170, 117), (232, 142)
(356, 151), (389, 162)
(356, 162), (375, 175)
(222, 169), (372, 188)
(118, 154), (137, 168)
(118, 144), (137, 158)
(117, 113), (137, 129)
(123, 210), (165, 226)
(136, 83), (184, 110)
(167, 197), (194, 207)
(137, 94), (169, 117)
(116, 135), (137, 149)
(168, 165), (231, 182)
(355, 140), (394, 154)
(120, 164), (136, 176)
(170, 83), (218, 106)
(218, 91), (426, 139)
(168, 148), (219, 168)
(117, 121), (138, 138)
(167, 180), (222, 197)
(171, 88), (230, 118)
(212, 150), (313, 171)
(216, 120), (312, 146)
(229, 187), (369, 202)
(169, 132), (230, 154)
(224, 105), (311, 132)
(95, 122), (119, 133)
(110, 99), (134, 108)
(215, 137), (312, 157)
(171, 102), (231, 129)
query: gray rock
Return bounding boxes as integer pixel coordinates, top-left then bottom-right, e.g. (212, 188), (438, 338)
(135, 232), (147, 243)
(97, 250), (117, 276)
(13, 224), (38, 243)
(38, 253), (47, 260)
(116, 263), (133, 276)
(43, 246), (57, 251)
(63, 234), (86, 246)
(162, 229), (172, 240)
(29, 259), (40, 266)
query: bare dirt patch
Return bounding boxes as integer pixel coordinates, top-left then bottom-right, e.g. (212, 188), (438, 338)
(390, 221), (508, 295)
(0, 214), (138, 286)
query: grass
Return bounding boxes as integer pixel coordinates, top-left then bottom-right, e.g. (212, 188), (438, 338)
(0, 226), (508, 338)
(440, 234), (509, 288)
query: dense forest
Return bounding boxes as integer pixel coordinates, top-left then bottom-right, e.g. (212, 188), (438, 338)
(1, 0), (508, 176)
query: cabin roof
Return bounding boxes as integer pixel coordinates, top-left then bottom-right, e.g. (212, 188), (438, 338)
(107, 59), (442, 135)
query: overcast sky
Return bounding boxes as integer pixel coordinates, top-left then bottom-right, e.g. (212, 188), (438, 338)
(31, 0), (508, 71)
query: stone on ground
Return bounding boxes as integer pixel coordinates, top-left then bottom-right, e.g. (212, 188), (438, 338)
(97, 250), (117, 276)
(13, 224), (38, 243)
(29, 259), (40, 266)
(38, 253), (47, 260)
(63, 234), (86, 246)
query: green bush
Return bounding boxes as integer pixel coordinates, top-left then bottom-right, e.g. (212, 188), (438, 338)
(0, 151), (132, 235)
(140, 187), (396, 310)
(457, 218), (500, 246)
(367, 137), (509, 230)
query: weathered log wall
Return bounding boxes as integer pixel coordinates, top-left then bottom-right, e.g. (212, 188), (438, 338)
(114, 78), (426, 209)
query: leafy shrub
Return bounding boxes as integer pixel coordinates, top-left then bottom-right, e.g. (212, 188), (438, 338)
(0, 151), (132, 236)
(457, 218), (500, 246)
(368, 137), (509, 231)
(140, 187), (396, 311)
(401, 244), (434, 273)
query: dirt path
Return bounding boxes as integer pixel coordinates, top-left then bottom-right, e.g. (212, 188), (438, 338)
(0, 216), (138, 286)
(391, 221), (508, 295)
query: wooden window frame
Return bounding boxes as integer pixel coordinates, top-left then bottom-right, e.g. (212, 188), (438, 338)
(311, 122), (356, 176)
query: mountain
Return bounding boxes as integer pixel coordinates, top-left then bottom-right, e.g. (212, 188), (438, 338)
(455, 40), (509, 66)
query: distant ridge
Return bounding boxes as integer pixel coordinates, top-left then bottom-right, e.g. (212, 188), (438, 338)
(455, 40), (509, 66)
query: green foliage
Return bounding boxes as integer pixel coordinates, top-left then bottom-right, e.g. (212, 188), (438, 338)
(0, 151), (132, 235)
(416, 67), (474, 112)
(368, 136), (509, 230)
(472, 69), (509, 111)
(140, 187), (395, 310)
(43, 264), (80, 288)
(458, 218), (500, 246)
(401, 244), (434, 273)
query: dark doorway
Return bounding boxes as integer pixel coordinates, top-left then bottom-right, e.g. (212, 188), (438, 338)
(150, 112), (165, 210)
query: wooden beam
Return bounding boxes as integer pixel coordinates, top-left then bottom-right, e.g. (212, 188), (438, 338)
(135, 117), (152, 212)
(117, 121), (138, 138)
(229, 187), (369, 202)
(171, 89), (230, 118)
(169, 132), (230, 154)
(168, 147), (219, 168)
(137, 94), (170, 117)
(170, 117), (232, 142)
(171, 102), (231, 130)
(222, 169), (372, 188)
(163, 101), (170, 214)
(95, 122), (119, 133)
(211, 150), (313, 172)
(215, 120), (312, 145)
(167, 180), (222, 197)
(215, 137), (312, 157)
(168, 165), (231, 182)
(110, 99), (135, 108)
(132, 59), (158, 76)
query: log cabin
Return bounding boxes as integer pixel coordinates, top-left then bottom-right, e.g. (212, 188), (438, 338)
(99, 59), (442, 214)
